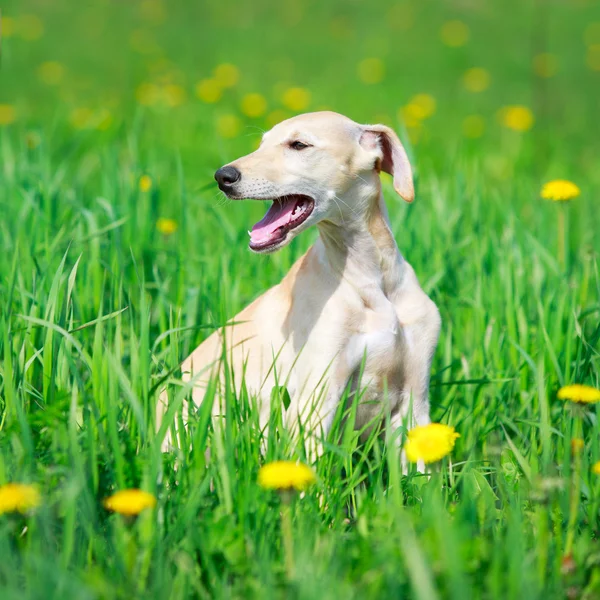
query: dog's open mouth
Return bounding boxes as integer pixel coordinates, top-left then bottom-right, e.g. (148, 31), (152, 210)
(249, 195), (314, 251)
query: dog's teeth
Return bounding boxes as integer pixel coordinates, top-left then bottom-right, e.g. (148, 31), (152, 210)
(248, 230), (252, 236)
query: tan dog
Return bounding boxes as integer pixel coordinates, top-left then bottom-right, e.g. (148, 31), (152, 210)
(159, 111), (440, 460)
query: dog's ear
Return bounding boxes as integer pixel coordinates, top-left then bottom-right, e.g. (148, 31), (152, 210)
(360, 124), (414, 203)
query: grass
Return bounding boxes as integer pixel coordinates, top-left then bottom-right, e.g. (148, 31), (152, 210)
(1, 0), (600, 598)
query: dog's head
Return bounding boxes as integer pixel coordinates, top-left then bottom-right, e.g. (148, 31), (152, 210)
(214, 111), (413, 253)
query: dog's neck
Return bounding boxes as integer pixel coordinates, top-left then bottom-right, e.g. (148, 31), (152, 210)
(315, 190), (405, 301)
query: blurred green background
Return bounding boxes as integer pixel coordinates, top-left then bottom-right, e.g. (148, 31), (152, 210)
(2, 0), (600, 174)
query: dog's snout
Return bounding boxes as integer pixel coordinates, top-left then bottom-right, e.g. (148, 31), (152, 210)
(215, 165), (241, 189)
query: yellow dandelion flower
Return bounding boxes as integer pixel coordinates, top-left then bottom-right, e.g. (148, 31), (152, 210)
(557, 384), (600, 404)
(404, 423), (460, 464)
(587, 45), (600, 72)
(37, 61), (65, 85)
(139, 175), (153, 192)
(399, 106), (421, 128)
(462, 114), (485, 138)
(156, 217), (177, 235)
(400, 93), (436, 126)
(462, 68), (490, 93)
(266, 109), (290, 128)
(18, 15), (44, 41)
(1, 16), (16, 38)
(0, 104), (17, 126)
(440, 20), (469, 48)
(499, 105), (534, 132)
(540, 180), (580, 202)
(533, 53), (558, 78)
(69, 107), (93, 129)
(136, 83), (161, 106)
(571, 438), (585, 453)
(103, 489), (156, 516)
(0, 483), (41, 514)
(163, 84), (186, 107)
(281, 87), (311, 112)
(241, 93), (267, 118)
(593, 461), (600, 475)
(357, 58), (385, 85)
(195, 79), (223, 104)
(216, 114), (241, 138)
(258, 461), (316, 491)
(214, 63), (239, 88)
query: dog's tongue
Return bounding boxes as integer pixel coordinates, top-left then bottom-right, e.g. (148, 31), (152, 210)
(250, 199), (295, 245)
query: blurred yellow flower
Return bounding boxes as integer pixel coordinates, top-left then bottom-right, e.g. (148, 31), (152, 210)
(401, 93), (436, 127)
(557, 384), (600, 404)
(0, 483), (40, 514)
(157, 217), (177, 235)
(541, 180), (580, 202)
(0, 104), (16, 126)
(593, 461), (600, 475)
(462, 67), (490, 93)
(216, 114), (241, 138)
(587, 45), (600, 72)
(70, 107), (94, 129)
(498, 105), (534, 132)
(37, 61), (66, 85)
(258, 461), (316, 491)
(241, 93), (267, 118)
(584, 22), (600, 45)
(404, 423), (460, 464)
(266, 109), (289, 128)
(139, 175), (153, 192)
(163, 84), (186, 107)
(103, 489), (156, 516)
(440, 20), (469, 47)
(1, 16), (16, 38)
(136, 83), (160, 106)
(195, 79), (223, 103)
(18, 14), (44, 41)
(281, 87), (311, 112)
(533, 53), (558, 78)
(571, 438), (585, 453)
(214, 63), (239, 88)
(462, 115), (485, 138)
(411, 93), (436, 118)
(357, 58), (385, 85)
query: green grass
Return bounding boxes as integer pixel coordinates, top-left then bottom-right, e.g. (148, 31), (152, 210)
(1, 0), (600, 598)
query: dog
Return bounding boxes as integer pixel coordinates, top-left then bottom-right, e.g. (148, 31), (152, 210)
(158, 111), (441, 461)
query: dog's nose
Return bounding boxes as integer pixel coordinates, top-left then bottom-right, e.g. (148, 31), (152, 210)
(215, 165), (241, 189)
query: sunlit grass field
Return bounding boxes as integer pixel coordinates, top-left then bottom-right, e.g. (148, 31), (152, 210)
(1, 0), (600, 598)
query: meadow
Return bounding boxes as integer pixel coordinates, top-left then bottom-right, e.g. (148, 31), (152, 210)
(1, 0), (600, 598)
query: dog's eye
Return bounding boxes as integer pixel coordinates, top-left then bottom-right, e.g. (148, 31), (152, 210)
(289, 141), (310, 150)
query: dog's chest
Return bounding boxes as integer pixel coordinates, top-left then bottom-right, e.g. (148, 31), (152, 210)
(287, 283), (405, 395)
